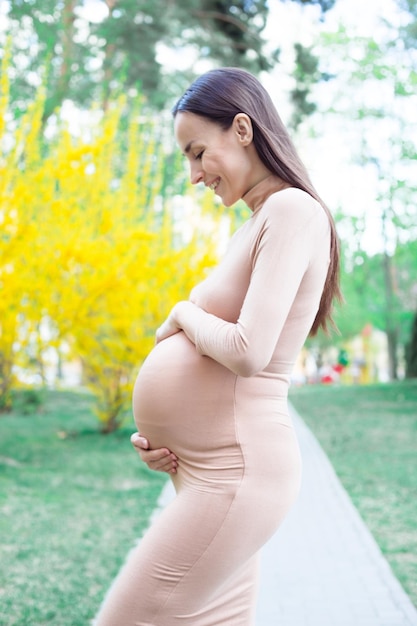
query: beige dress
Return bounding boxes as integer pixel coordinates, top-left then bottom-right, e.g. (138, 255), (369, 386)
(95, 176), (331, 626)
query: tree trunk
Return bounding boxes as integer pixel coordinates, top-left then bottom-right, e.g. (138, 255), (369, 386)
(382, 250), (398, 380)
(406, 312), (417, 378)
(386, 327), (399, 381)
(43, 0), (76, 120)
(102, 0), (118, 111)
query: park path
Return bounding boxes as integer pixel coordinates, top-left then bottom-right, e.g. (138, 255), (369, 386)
(152, 404), (417, 626)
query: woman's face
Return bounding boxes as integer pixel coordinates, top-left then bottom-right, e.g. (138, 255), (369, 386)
(174, 111), (260, 207)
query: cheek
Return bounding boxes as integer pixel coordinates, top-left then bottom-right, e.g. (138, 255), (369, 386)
(205, 150), (230, 175)
(200, 155), (218, 175)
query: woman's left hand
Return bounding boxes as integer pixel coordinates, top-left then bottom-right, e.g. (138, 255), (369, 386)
(155, 301), (193, 344)
(155, 309), (181, 344)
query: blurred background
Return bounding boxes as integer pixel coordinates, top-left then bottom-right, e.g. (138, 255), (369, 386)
(0, 0), (416, 430)
(1, 3), (417, 623)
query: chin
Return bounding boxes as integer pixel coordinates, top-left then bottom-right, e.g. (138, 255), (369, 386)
(218, 193), (238, 208)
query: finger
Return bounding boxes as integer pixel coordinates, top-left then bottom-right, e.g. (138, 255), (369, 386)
(146, 451), (178, 473)
(151, 456), (178, 474)
(141, 448), (176, 464)
(130, 432), (149, 449)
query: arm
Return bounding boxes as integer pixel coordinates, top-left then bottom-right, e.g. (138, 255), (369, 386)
(159, 190), (330, 376)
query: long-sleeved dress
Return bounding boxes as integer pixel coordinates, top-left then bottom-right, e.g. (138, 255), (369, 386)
(95, 175), (331, 626)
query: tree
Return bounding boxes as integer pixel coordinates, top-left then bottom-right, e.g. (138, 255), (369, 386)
(3, 0), (271, 118)
(289, 42), (332, 130)
(291, 0), (336, 9)
(399, 0), (417, 47)
(334, 237), (417, 339)
(307, 19), (417, 379)
(2, 0), (337, 120)
(0, 42), (46, 409)
(0, 46), (223, 429)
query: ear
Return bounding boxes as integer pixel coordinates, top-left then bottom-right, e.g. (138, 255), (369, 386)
(233, 113), (253, 146)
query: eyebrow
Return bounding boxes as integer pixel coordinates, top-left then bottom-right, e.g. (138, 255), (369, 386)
(184, 140), (195, 155)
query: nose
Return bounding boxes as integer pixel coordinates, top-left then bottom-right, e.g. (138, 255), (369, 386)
(189, 161), (204, 185)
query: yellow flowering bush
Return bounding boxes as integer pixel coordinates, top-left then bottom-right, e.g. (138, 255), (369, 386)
(0, 50), (223, 430)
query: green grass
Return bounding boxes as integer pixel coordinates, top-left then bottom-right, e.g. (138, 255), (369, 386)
(290, 379), (417, 607)
(0, 390), (166, 626)
(2, 383), (416, 623)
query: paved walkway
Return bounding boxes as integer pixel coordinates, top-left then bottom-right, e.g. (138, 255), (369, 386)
(153, 405), (417, 626)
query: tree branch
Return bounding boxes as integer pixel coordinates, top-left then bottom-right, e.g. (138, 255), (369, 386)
(189, 9), (262, 42)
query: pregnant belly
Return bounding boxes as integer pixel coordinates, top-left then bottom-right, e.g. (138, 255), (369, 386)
(132, 331), (236, 452)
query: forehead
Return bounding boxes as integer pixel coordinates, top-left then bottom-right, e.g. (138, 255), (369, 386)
(174, 112), (221, 152)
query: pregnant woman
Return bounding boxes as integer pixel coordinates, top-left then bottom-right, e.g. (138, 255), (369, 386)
(95, 67), (341, 625)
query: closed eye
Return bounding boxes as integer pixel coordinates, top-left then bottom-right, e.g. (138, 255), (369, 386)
(195, 150), (204, 160)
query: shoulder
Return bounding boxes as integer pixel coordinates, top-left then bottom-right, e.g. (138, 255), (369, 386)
(264, 187), (320, 217)
(260, 187), (329, 231)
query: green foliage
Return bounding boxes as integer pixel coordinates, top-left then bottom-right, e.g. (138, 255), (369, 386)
(293, 0), (336, 9)
(1, 0), (344, 123)
(290, 43), (323, 129)
(398, 0), (417, 48)
(313, 18), (417, 377)
(2, 0), (276, 118)
(334, 238), (417, 347)
(9, 388), (45, 415)
(175, 0), (279, 73)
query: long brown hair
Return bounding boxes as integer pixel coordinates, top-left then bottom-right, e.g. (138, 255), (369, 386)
(172, 67), (342, 335)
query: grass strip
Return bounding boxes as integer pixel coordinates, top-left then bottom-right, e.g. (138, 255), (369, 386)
(0, 390), (166, 626)
(290, 380), (417, 607)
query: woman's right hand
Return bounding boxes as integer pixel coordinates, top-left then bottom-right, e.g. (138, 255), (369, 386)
(130, 432), (178, 474)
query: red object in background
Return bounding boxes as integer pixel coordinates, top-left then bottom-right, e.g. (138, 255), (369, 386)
(321, 375), (334, 384)
(362, 323), (372, 337)
(333, 363), (344, 373)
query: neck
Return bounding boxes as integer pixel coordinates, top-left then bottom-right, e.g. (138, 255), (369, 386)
(242, 174), (290, 213)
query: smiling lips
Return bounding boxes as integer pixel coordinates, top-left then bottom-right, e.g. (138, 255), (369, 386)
(207, 177), (220, 191)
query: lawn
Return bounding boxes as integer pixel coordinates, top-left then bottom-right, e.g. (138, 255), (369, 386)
(0, 390), (166, 626)
(1, 383), (416, 624)
(290, 379), (417, 607)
